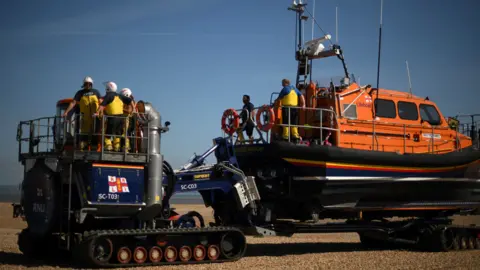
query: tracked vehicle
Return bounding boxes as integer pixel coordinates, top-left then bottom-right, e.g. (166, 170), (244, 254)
(14, 99), (254, 267)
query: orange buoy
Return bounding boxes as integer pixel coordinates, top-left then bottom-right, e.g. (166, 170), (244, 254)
(255, 105), (276, 132)
(221, 108), (240, 135)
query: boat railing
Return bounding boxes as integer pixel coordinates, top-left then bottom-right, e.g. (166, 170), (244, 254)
(222, 106), (269, 145)
(275, 105), (340, 144)
(223, 105), (479, 152)
(347, 118), (470, 154)
(458, 119), (480, 150)
(224, 105), (339, 146)
(17, 113), (150, 163)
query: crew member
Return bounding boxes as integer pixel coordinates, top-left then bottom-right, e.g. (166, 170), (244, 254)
(95, 81), (133, 152)
(274, 78), (305, 142)
(237, 95), (255, 143)
(120, 88), (137, 152)
(63, 76), (101, 150)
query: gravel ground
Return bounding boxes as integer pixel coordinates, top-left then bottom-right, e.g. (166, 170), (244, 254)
(1, 203), (480, 270)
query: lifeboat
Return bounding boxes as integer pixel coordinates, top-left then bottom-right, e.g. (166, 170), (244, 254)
(220, 2), (480, 220)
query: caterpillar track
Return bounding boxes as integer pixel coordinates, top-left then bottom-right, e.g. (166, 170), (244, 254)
(417, 224), (480, 251)
(73, 226), (247, 268)
(356, 220), (480, 252)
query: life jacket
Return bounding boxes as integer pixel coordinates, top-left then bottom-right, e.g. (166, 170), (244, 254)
(78, 89), (100, 116)
(281, 85), (299, 106)
(105, 93), (125, 115)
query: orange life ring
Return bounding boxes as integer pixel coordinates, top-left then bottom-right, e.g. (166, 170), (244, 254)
(221, 108), (240, 135)
(256, 105), (276, 132)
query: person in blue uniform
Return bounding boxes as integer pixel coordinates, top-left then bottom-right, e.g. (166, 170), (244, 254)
(63, 76), (102, 150)
(274, 79), (306, 142)
(237, 95), (255, 143)
(95, 82), (133, 152)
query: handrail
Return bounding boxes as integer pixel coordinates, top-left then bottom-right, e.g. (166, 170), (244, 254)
(17, 112), (150, 162)
(275, 105), (340, 144)
(224, 105), (340, 146)
(223, 103), (479, 154)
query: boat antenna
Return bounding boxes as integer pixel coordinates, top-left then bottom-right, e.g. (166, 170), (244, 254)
(302, 6), (333, 47)
(336, 6), (338, 44)
(375, 0), (383, 105)
(311, 0), (316, 40)
(406, 60), (413, 98)
(310, 0), (316, 84)
(372, 0), (383, 151)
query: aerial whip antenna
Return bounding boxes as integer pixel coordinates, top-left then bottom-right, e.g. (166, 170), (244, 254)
(374, 0), (383, 115)
(310, 0), (316, 83)
(311, 0), (316, 40)
(405, 60), (413, 97)
(406, 60), (413, 98)
(375, 0), (383, 97)
(372, 0), (383, 151)
(336, 6), (338, 43)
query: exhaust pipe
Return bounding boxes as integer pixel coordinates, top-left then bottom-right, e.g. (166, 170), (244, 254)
(136, 101), (167, 221)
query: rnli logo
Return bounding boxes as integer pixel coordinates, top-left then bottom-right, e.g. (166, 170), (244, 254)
(365, 95), (372, 104)
(108, 176), (130, 193)
(358, 95), (373, 108)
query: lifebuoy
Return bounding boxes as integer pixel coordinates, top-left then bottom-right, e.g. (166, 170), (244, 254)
(221, 108), (240, 135)
(256, 105), (276, 132)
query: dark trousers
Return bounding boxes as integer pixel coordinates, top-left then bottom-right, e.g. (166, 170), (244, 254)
(242, 121), (255, 137)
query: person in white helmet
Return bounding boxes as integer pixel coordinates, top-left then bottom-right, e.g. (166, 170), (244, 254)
(63, 76), (102, 150)
(95, 81), (133, 151)
(120, 88), (137, 152)
(120, 88), (136, 113)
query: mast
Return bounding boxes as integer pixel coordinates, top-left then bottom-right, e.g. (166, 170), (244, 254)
(310, 0), (316, 84)
(288, 0), (308, 89)
(288, 1), (349, 90)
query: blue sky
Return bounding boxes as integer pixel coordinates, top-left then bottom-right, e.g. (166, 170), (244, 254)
(0, 0), (478, 185)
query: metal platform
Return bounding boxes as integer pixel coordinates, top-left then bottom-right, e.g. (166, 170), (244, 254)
(17, 114), (150, 164)
(19, 151), (148, 163)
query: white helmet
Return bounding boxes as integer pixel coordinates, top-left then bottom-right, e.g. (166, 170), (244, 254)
(120, 88), (132, 97)
(104, 81), (117, 92)
(83, 76), (93, 84)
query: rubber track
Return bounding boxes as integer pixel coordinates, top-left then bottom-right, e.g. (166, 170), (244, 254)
(75, 226), (247, 268)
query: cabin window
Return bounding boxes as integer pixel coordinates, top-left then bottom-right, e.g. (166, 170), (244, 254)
(398, 101), (418, 120)
(342, 104), (357, 119)
(374, 99), (396, 118)
(419, 104), (441, 125)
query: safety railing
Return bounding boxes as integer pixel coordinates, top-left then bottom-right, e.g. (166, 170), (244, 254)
(16, 116), (60, 158)
(458, 119), (480, 150)
(221, 105), (340, 146)
(17, 112), (150, 163)
(275, 105), (340, 144)
(220, 106), (268, 145)
(344, 116), (479, 154)
(222, 103), (480, 153)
